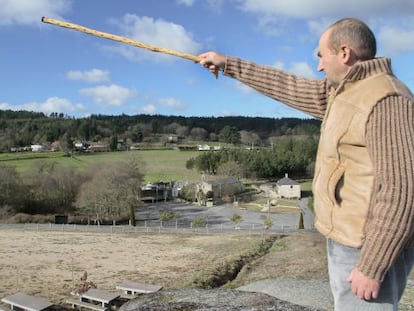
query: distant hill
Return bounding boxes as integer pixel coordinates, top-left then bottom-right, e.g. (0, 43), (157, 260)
(0, 110), (321, 152)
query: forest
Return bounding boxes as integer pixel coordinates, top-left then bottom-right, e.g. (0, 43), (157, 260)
(0, 110), (320, 152)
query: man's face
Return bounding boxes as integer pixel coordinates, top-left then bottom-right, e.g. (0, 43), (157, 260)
(317, 29), (346, 87)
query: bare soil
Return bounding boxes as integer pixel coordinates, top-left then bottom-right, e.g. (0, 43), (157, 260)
(230, 233), (328, 285)
(0, 230), (271, 305)
(0, 229), (412, 310)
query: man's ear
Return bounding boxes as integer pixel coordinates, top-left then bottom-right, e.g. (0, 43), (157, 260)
(340, 45), (353, 65)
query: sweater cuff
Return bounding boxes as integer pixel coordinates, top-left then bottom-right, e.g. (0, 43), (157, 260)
(222, 56), (240, 78)
(356, 244), (388, 281)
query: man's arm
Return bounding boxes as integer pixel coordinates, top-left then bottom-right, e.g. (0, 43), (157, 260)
(350, 95), (414, 298)
(199, 51), (328, 120)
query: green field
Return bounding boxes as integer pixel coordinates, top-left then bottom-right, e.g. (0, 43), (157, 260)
(0, 150), (201, 182)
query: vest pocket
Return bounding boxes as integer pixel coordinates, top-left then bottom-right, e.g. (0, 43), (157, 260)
(328, 165), (345, 207)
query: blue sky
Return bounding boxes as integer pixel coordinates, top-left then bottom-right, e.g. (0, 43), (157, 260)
(1, 0), (414, 119)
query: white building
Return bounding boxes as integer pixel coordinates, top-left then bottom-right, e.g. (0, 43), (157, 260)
(30, 144), (43, 152)
(276, 173), (301, 199)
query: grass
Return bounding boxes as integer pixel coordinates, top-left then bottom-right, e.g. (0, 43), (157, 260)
(0, 150), (200, 182)
(0, 150), (316, 186)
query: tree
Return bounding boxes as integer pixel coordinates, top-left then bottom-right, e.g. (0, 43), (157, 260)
(159, 209), (177, 226)
(75, 156), (144, 225)
(240, 130), (261, 148)
(230, 213), (243, 229)
(20, 161), (82, 214)
(109, 135), (118, 151)
(217, 160), (242, 178)
(194, 151), (221, 174)
(262, 216), (274, 241)
(130, 125), (143, 142)
(219, 125), (241, 144)
(189, 127), (208, 141)
(0, 165), (26, 213)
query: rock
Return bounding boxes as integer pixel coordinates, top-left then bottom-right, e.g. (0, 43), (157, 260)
(119, 288), (322, 311)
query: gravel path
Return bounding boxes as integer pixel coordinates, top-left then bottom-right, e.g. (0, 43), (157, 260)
(238, 278), (334, 311)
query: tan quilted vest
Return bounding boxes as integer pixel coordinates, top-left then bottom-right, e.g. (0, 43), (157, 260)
(313, 72), (413, 247)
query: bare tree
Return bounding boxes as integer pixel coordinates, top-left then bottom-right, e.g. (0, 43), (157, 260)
(240, 130), (261, 148)
(75, 156), (144, 224)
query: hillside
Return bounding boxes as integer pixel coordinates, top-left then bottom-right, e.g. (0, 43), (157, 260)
(0, 110), (320, 152)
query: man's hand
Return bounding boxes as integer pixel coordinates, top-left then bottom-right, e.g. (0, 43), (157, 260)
(347, 268), (381, 300)
(199, 51), (227, 75)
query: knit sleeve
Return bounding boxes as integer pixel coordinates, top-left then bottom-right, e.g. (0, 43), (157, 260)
(357, 95), (414, 281)
(223, 56), (328, 120)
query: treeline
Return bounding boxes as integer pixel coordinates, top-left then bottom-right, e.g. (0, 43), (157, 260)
(187, 136), (318, 179)
(0, 110), (321, 152)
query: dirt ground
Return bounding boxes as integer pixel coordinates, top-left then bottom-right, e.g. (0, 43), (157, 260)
(0, 229), (275, 305)
(231, 232), (328, 285)
(0, 229), (412, 309)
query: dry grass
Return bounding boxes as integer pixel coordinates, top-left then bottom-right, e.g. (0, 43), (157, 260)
(1, 229), (412, 310)
(0, 229), (262, 305)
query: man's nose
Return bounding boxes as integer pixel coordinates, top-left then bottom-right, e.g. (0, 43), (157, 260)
(317, 60), (324, 72)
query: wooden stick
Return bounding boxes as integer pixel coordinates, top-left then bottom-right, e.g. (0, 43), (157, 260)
(41, 16), (202, 62)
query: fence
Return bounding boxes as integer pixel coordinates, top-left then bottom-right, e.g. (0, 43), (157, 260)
(0, 222), (315, 235)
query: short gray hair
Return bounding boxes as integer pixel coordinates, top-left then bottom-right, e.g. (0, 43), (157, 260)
(328, 18), (377, 60)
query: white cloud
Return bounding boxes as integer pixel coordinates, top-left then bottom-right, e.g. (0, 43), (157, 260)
(158, 97), (187, 110)
(235, 81), (254, 94)
(272, 61), (285, 69)
(66, 69), (110, 83)
(176, 0), (195, 7)
(135, 96), (188, 114)
(237, 0), (414, 57)
(139, 104), (157, 114)
(80, 84), (138, 106)
(378, 27), (414, 55)
(289, 62), (317, 79)
(0, 0), (71, 26)
(238, 0), (414, 20)
(0, 97), (85, 115)
(219, 109), (234, 117)
(275, 60), (318, 79)
(176, 0), (224, 11)
(237, 0), (414, 46)
(108, 14), (202, 62)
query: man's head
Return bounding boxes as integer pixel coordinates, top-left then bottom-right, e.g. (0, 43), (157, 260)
(317, 18), (377, 87)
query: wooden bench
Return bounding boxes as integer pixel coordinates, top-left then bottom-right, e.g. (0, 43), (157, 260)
(116, 280), (162, 299)
(1, 293), (53, 311)
(66, 297), (106, 311)
(67, 289), (119, 311)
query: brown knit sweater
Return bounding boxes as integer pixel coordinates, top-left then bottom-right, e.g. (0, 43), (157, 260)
(223, 56), (414, 281)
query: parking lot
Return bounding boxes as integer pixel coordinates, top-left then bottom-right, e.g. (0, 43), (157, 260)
(135, 198), (315, 233)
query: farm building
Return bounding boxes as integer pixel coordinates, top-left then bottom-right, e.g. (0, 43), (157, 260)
(140, 182), (172, 202)
(276, 173), (301, 199)
(196, 177), (244, 206)
(30, 144), (43, 152)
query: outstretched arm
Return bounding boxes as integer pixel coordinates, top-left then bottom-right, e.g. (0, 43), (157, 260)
(199, 51), (328, 120)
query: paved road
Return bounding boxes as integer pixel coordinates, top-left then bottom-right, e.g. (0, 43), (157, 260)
(298, 197), (315, 230)
(135, 198), (316, 233)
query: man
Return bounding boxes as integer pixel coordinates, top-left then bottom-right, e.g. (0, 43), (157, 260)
(199, 18), (414, 310)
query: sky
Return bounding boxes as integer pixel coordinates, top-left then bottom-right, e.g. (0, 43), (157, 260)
(1, 0), (414, 119)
